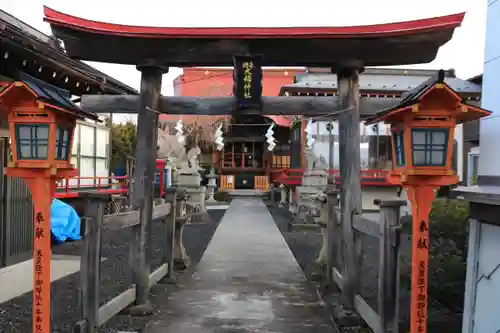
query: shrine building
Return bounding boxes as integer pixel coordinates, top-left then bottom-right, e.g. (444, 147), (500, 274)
(160, 67), (480, 209)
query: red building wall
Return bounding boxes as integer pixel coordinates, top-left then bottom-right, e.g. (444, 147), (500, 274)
(160, 67), (304, 124)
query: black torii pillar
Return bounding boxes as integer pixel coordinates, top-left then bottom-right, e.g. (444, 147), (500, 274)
(336, 65), (363, 315)
(130, 65), (167, 313)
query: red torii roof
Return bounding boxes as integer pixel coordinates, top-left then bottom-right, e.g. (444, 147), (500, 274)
(43, 6), (465, 67)
(44, 6), (463, 39)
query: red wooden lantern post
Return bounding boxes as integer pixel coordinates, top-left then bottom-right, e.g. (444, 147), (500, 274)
(365, 70), (491, 333)
(0, 75), (99, 333)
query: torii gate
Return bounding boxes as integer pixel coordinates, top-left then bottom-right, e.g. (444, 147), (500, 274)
(43, 6), (464, 312)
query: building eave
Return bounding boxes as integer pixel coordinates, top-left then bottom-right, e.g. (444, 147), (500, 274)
(0, 9), (137, 96)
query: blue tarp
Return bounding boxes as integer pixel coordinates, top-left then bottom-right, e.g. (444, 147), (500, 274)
(114, 158), (126, 177)
(51, 199), (81, 244)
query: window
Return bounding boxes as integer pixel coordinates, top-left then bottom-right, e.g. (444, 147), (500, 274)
(392, 132), (405, 167)
(55, 126), (71, 160)
(411, 128), (448, 166)
(467, 148), (480, 186)
(15, 124), (49, 159)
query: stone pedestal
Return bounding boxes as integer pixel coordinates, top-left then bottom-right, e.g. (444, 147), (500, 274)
(316, 199), (329, 264)
(296, 169), (328, 221)
(310, 198), (329, 281)
(279, 184), (287, 207)
(179, 173), (206, 210)
(185, 186), (206, 206)
(171, 168), (180, 187)
(178, 172), (201, 187)
(173, 197), (188, 270)
(175, 171), (206, 268)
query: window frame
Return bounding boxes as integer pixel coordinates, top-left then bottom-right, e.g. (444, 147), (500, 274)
(392, 131), (405, 167)
(15, 124), (50, 160)
(410, 128), (449, 167)
(55, 125), (72, 161)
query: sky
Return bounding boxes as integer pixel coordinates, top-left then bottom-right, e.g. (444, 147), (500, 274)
(1, 0), (487, 122)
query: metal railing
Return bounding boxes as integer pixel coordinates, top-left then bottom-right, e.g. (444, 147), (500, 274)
(269, 168), (392, 186)
(55, 176), (128, 199)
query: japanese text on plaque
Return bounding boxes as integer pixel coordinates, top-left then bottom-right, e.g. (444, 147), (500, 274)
(242, 61), (253, 99)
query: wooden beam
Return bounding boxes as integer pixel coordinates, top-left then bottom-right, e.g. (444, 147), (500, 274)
(290, 223), (322, 231)
(354, 294), (382, 333)
(151, 202), (171, 220)
(129, 66), (165, 309)
(352, 213), (380, 238)
(333, 267), (345, 291)
(103, 210), (140, 230)
(80, 95), (398, 117)
(97, 287), (136, 327)
(376, 199), (405, 333)
(80, 196), (105, 333)
(101, 203), (170, 231)
(148, 263), (169, 288)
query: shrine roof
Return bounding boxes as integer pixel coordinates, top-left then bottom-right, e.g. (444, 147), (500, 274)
(1, 9), (137, 95)
(365, 69), (491, 125)
(468, 74), (483, 85)
(44, 6), (464, 67)
(281, 68), (482, 95)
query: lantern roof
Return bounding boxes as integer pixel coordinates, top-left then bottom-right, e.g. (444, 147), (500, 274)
(0, 72), (99, 121)
(365, 69), (492, 125)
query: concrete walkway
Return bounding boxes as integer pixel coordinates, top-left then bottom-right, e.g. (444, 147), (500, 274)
(0, 254), (82, 303)
(145, 198), (334, 333)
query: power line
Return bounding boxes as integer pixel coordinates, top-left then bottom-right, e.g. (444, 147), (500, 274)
(307, 106), (355, 121)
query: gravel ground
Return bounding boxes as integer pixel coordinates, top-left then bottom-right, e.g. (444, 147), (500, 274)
(0, 203), (462, 333)
(267, 205), (462, 333)
(0, 209), (226, 333)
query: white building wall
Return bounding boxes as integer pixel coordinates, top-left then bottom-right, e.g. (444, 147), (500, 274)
(463, 1), (500, 332)
(64, 121), (110, 189)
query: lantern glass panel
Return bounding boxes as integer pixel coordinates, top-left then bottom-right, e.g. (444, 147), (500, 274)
(15, 124), (49, 160)
(392, 131), (405, 167)
(411, 128), (449, 166)
(55, 126), (72, 160)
